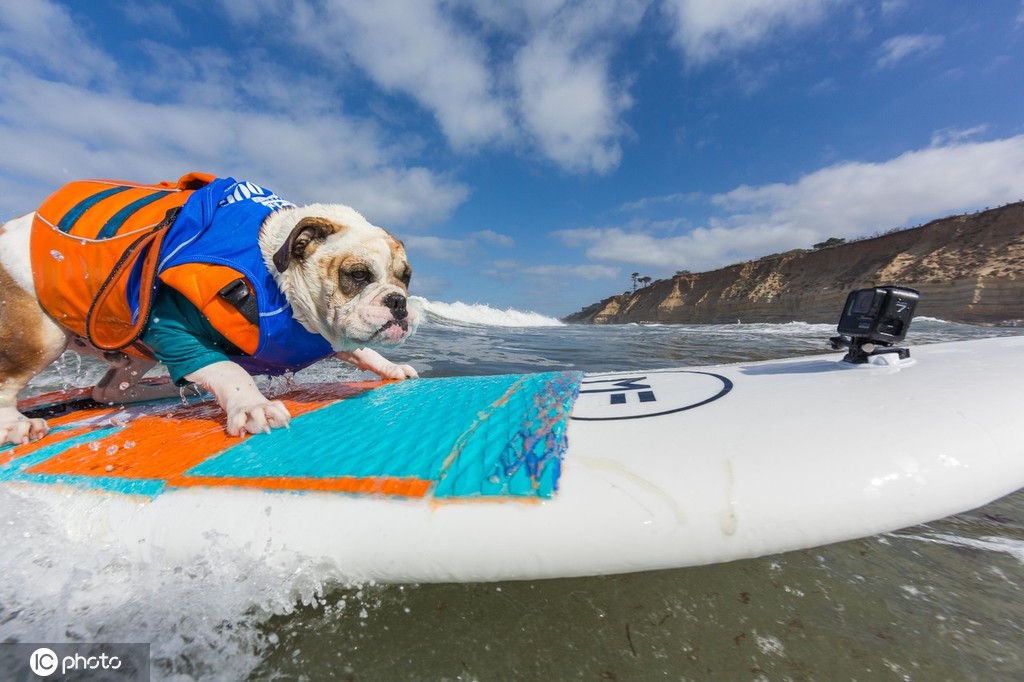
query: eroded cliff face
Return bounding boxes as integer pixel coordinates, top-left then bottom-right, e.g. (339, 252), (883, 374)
(564, 202), (1024, 325)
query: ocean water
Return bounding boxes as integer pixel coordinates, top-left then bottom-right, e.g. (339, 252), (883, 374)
(2, 300), (1024, 681)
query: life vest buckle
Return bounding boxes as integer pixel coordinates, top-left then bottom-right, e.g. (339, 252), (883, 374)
(218, 278), (260, 325)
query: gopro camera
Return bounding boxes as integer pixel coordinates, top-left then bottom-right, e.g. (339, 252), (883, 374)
(831, 286), (919, 363)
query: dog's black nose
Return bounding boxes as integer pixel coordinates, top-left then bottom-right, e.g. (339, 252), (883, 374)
(382, 293), (408, 320)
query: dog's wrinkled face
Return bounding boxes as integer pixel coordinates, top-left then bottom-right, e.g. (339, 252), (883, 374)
(261, 204), (418, 351)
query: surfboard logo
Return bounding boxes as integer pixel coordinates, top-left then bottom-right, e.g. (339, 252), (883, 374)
(572, 370), (732, 421)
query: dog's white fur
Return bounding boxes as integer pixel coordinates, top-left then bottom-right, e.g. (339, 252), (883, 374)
(0, 202), (419, 445)
(260, 204), (415, 350)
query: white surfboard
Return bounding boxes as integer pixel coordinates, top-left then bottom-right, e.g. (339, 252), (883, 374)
(2, 335), (1022, 582)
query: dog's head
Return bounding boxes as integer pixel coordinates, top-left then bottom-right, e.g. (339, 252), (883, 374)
(261, 204), (418, 350)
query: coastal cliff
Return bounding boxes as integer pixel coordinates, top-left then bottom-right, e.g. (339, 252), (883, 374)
(564, 202), (1024, 325)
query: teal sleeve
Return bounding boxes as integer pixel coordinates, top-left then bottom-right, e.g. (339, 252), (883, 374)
(141, 287), (243, 384)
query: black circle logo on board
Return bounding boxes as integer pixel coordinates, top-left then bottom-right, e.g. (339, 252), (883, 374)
(571, 370), (733, 421)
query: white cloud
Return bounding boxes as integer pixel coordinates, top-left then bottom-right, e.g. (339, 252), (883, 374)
(278, 0), (514, 151)
(875, 33), (944, 69)
(513, 36), (630, 173)
(122, 2), (184, 36)
(219, 0), (647, 175)
(808, 77), (839, 96)
(484, 258), (619, 279)
(0, 0), (117, 85)
(208, 0), (858, 175)
(618, 192), (704, 212)
(215, 0), (286, 24)
(556, 225), (754, 271)
(0, 0), (468, 226)
(404, 236), (474, 264)
(523, 263), (621, 280)
(404, 229), (514, 264)
(454, 0), (567, 34)
(713, 135), (1024, 234)
(929, 124), (989, 148)
(559, 136), (1024, 273)
(470, 230), (516, 248)
(661, 0), (837, 65)
(879, 0), (910, 18)
(0, 66), (467, 225)
(482, 259), (621, 291)
(502, 1), (646, 173)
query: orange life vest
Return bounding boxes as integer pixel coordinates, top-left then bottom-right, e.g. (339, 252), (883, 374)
(28, 172), (256, 356)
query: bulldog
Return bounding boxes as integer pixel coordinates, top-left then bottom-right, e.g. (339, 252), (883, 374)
(0, 175), (419, 446)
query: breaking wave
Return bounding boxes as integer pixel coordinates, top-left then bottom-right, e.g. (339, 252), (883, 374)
(414, 298), (564, 328)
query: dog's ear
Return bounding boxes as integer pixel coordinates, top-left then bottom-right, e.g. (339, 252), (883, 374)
(273, 217), (346, 272)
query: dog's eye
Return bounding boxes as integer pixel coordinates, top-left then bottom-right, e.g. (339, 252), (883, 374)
(348, 268), (372, 283)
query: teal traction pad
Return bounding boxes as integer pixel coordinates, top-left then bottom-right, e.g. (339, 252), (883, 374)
(189, 371), (585, 499)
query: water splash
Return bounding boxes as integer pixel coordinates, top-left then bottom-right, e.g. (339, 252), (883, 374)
(0, 487), (369, 680)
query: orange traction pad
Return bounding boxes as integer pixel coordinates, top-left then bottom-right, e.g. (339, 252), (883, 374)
(6, 371), (582, 501)
(3, 381), (433, 498)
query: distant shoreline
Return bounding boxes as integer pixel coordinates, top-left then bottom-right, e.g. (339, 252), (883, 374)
(564, 202), (1024, 326)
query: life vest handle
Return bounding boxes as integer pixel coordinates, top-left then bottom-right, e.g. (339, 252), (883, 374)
(85, 207), (180, 351)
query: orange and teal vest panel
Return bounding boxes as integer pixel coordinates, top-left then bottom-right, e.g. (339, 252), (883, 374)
(30, 173), (216, 354)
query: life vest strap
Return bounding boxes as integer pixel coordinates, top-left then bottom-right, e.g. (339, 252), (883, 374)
(85, 206), (181, 351)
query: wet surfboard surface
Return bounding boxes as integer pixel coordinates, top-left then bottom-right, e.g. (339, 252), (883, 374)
(5, 372), (582, 500)
(3, 336), (1024, 582)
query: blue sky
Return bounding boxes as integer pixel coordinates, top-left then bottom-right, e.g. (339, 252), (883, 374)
(1, 1), (1023, 316)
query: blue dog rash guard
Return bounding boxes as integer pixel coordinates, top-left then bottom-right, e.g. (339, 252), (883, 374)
(134, 178), (334, 382)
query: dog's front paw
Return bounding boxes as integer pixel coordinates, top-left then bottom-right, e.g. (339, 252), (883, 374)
(184, 361), (293, 437)
(335, 349), (418, 380)
(379, 362), (419, 380)
(224, 399), (291, 437)
(0, 408), (49, 446)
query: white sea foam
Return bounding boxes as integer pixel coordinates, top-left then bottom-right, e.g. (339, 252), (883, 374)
(415, 298), (564, 327)
(0, 487), (361, 680)
(897, 531), (1024, 564)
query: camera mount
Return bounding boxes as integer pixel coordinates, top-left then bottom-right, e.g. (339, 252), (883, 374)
(829, 286), (920, 364)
